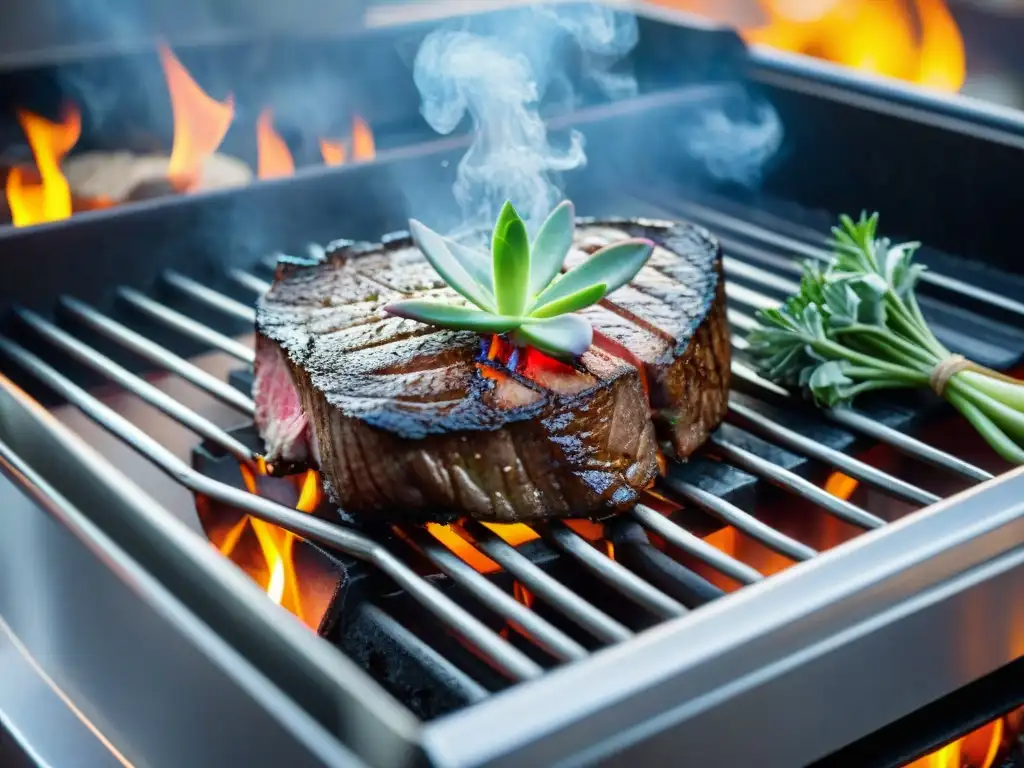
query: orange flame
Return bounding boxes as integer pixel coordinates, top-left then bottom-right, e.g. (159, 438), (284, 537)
(236, 464), (321, 622)
(256, 108), (295, 179)
(318, 116), (377, 167)
(651, 0), (965, 92)
(319, 139), (347, 167)
(6, 107), (81, 227)
(352, 116), (376, 161)
(159, 43), (234, 191)
(743, 0), (966, 91)
(906, 708), (1013, 768)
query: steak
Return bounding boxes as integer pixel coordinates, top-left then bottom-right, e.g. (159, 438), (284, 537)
(253, 217), (729, 522)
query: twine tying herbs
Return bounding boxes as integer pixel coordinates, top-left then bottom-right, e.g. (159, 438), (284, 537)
(929, 355), (971, 398)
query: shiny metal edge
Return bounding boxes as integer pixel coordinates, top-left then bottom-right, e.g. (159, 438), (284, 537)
(745, 46), (1024, 147)
(0, 374), (421, 767)
(423, 466), (1024, 767)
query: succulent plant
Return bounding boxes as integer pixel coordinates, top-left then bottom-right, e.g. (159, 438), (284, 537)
(384, 200), (655, 359)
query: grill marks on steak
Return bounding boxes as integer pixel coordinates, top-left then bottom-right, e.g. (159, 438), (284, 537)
(571, 223), (730, 458)
(254, 219), (728, 522)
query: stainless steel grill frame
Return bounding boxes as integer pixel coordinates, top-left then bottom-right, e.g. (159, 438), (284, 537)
(1, 201), (1021, 765)
(0, 8), (1023, 767)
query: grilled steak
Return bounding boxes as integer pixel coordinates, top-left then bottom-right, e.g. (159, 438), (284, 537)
(254, 217), (729, 522)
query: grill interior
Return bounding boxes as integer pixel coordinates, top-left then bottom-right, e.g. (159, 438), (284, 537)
(0, 7), (1023, 766)
(0, 181), (1019, 719)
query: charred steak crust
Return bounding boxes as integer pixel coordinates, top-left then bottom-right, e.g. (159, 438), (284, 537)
(254, 217), (728, 522)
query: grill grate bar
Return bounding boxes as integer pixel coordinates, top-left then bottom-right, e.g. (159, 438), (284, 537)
(660, 480), (818, 562)
(678, 199), (1024, 320)
(629, 505), (763, 584)
(0, 334), (543, 682)
(57, 285), (698, 624)
(457, 521), (633, 644)
(710, 435), (886, 530)
(727, 308), (759, 333)
(399, 526), (589, 663)
(729, 360), (993, 482)
(118, 288), (256, 364)
(727, 399), (940, 506)
(539, 522), (688, 620)
(725, 281), (783, 313)
(229, 269), (273, 295)
(60, 297), (256, 416)
(163, 270), (258, 323)
(14, 308), (257, 465)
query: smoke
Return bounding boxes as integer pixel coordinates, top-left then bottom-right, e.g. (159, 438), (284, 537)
(413, 4), (639, 237)
(678, 85), (784, 188)
(413, 4), (783, 235)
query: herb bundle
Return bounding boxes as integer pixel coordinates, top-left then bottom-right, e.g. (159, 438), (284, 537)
(385, 200), (655, 360)
(748, 213), (1024, 465)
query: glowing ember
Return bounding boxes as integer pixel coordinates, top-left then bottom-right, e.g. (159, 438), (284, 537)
(6, 107), (81, 227)
(256, 108), (296, 179)
(159, 43), (234, 191)
(824, 471), (860, 501)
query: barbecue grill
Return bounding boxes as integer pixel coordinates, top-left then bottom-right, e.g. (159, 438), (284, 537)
(0, 5), (1022, 767)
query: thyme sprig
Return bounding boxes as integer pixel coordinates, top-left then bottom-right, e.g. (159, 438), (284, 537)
(385, 200), (654, 359)
(748, 213), (1024, 465)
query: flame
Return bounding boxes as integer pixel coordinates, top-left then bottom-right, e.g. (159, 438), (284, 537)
(652, 0), (965, 92)
(742, 0), (966, 91)
(319, 139), (347, 167)
(159, 43), (234, 191)
(352, 116), (376, 161)
(6, 107), (81, 227)
(235, 463), (321, 621)
(256, 108), (295, 179)
(318, 116), (377, 167)
(906, 709), (1012, 768)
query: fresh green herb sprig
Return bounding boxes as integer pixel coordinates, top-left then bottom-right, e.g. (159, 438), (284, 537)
(748, 212), (1024, 465)
(384, 200), (655, 359)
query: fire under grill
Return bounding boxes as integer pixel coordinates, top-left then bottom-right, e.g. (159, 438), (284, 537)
(0, 7), (1023, 768)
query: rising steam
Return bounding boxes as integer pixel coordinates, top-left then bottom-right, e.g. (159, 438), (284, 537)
(413, 5), (639, 236)
(413, 4), (783, 233)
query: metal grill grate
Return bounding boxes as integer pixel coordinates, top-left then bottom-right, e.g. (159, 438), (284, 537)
(0, 198), (1016, 703)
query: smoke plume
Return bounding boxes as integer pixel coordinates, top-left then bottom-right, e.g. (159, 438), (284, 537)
(413, 4), (639, 237)
(413, 4), (783, 234)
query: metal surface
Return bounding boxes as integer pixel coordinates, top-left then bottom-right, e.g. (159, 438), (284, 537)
(0, 0), (370, 70)
(0, 390), (395, 767)
(2, 208), (1019, 741)
(424, 469), (1024, 767)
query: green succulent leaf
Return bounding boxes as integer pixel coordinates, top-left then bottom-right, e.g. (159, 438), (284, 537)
(531, 238), (654, 312)
(409, 219), (496, 312)
(493, 205), (531, 316)
(448, 239), (494, 296)
(530, 282), (606, 319)
(529, 200), (575, 295)
(384, 299), (522, 333)
(511, 314), (593, 360)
